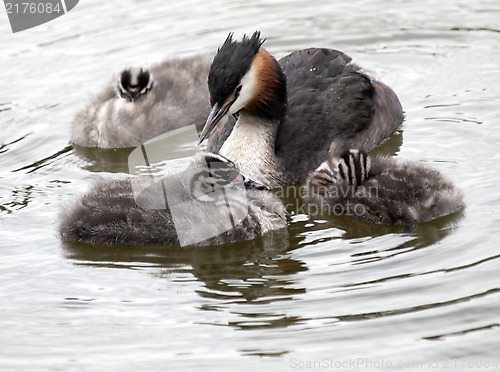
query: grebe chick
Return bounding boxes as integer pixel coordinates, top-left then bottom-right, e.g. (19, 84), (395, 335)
(199, 32), (404, 188)
(59, 152), (286, 246)
(71, 55), (211, 148)
(304, 150), (464, 224)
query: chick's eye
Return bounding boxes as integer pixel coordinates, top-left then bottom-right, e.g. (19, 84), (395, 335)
(235, 85), (242, 96)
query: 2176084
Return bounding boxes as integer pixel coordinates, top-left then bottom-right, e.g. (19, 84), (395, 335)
(5, 2), (63, 14)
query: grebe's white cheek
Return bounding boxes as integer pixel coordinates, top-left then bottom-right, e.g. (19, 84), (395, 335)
(228, 64), (258, 115)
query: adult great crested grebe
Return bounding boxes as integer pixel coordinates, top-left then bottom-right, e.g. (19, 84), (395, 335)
(304, 150), (464, 224)
(199, 31), (404, 189)
(71, 55), (211, 148)
(59, 152), (286, 246)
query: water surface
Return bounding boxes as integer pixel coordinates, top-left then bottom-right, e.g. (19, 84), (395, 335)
(1, 0), (500, 370)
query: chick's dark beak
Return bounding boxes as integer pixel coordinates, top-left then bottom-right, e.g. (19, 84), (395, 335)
(243, 177), (270, 191)
(198, 102), (231, 145)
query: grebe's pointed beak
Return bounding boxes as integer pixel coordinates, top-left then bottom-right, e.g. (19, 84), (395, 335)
(198, 102), (232, 145)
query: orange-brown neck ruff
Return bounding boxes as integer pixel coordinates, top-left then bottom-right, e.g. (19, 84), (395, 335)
(245, 48), (287, 121)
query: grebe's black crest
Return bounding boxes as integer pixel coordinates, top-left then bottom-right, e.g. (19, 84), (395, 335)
(208, 31), (264, 106)
(199, 31), (287, 144)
